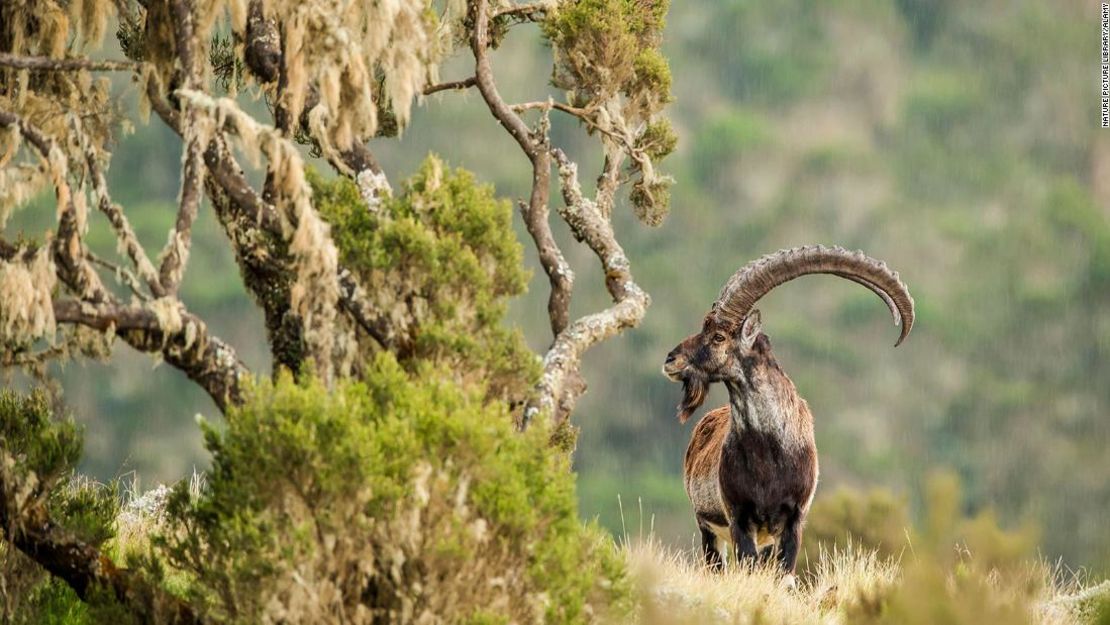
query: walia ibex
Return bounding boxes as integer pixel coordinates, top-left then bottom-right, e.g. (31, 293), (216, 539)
(662, 245), (914, 583)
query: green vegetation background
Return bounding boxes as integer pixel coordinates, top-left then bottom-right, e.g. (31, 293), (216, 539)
(9, 0), (1108, 572)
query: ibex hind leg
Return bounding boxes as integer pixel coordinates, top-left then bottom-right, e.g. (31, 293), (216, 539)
(695, 512), (729, 572)
(757, 543), (776, 566)
(777, 516), (802, 575)
(698, 525), (725, 572)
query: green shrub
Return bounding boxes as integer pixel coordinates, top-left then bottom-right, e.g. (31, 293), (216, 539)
(542, 0), (671, 121)
(155, 355), (631, 624)
(311, 156), (539, 408)
(0, 391), (119, 624)
(804, 487), (911, 566)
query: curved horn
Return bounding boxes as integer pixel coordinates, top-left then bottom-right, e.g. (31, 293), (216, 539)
(713, 245), (915, 346)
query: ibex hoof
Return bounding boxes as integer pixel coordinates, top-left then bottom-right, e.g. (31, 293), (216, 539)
(780, 574), (797, 591)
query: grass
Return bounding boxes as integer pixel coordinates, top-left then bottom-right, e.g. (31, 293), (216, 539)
(8, 478), (1110, 624)
(622, 537), (1110, 625)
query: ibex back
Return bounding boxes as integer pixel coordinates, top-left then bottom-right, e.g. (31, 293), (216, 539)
(662, 245), (915, 583)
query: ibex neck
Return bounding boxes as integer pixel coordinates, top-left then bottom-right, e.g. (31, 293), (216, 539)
(724, 376), (796, 444)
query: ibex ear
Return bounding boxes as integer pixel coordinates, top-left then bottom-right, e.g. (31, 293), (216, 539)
(739, 310), (762, 349)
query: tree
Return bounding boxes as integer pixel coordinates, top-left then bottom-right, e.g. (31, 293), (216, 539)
(0, 0), (673, 621)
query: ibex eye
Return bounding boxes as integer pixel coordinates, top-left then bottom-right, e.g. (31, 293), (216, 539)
(713, 333), (726, 343)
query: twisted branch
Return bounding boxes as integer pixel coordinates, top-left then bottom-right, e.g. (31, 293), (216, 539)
(423, 76), (478, 95)
(158, 0), (205, 296)
(467, 0), (654, 425)
(0, 109), (250, 411)
(521, 149), (650, 426)
(471, 0), (573, 336)
(146, 80), (392, 374)
(84, 147), (162, 297)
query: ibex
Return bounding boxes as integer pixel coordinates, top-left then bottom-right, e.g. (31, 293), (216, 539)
(662, 245), (914, 583)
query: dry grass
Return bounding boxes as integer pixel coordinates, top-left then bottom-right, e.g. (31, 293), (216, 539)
(627, 538), (893, 625)
(623, 537), (1108, 625)
(97, 482), (1110, 625)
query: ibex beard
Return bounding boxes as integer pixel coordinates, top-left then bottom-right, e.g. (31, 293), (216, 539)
(664, 245), (915, 586)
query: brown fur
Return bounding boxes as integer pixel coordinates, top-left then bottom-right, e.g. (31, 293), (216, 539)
(683, 407), (730, 492)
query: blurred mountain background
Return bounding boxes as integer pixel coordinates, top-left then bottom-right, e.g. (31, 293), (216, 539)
(6, 0), (1108, 572)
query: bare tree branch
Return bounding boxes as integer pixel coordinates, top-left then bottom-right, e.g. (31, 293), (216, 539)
(468, 0), (653, 425)
(53, 298), (249, 410)
(87, 252), (152, 302)
(145, 80), (306, 373)
(510, 100), (591, 117)
(470, 0), (573, 336)
(84, 149), (163, 297)
(523, 148), (651, 426)
(240, 3), (386, 186)
(492, 2), (551, 19)
(470, 3), (541, 160)
(336, 141), (384, 177)
(158, 0), (206, 296)
(147, 63), (399, 374)
(0, 109), (250, 411)
(423, 76), (477, 95)
(198, 138), (304, 375)
(337, 269), (392, 349)
(0, 52), (139, 72)
(53, 300), (166, 331)
(244, 0), (280, 83)
(0, 237), (34, 262)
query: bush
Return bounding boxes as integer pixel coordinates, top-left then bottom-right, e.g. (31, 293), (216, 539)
(542, 0), (671, 120)
(311, 157), (539, 408)
(803, 486), (911, 567)
(154, 354), (631, 624)
(0, 390), (118, 624)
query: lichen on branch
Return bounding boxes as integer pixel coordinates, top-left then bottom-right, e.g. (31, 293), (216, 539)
(178, 89), (349, 382)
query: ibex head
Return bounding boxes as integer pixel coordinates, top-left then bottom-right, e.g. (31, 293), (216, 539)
(663, 245), (915, 423)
